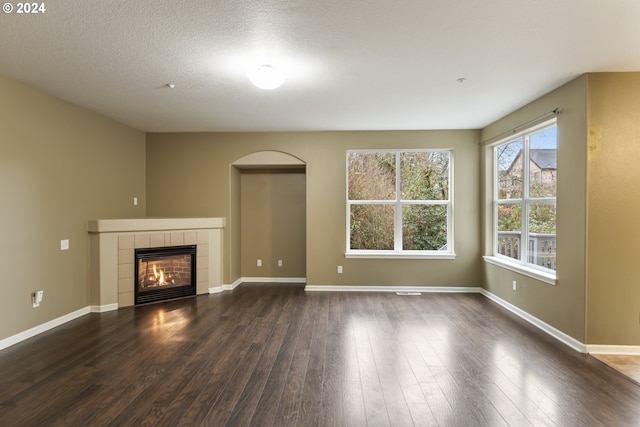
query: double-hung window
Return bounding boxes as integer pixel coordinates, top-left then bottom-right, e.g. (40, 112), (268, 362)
(493, 120), (557, 275)
(347, 149), (454, 258)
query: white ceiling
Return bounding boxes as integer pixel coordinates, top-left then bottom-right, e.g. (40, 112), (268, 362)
(1, 0), (639, 132)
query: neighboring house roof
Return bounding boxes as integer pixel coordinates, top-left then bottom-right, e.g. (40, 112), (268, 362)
(530, 149), (557, 169)
(504, 149), (557, 176)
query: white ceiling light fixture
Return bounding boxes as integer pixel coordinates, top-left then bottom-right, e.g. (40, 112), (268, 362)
(247, 64), (287, 90)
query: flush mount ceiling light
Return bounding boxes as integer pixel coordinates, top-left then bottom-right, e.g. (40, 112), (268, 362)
(247, 64), (287, 90)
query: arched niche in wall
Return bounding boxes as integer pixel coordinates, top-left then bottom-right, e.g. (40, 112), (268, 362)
(232, 150), (306, 170)
(229, 151), (306, 283)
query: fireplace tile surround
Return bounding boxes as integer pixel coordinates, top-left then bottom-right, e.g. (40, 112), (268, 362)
(88, 218), (225, 310)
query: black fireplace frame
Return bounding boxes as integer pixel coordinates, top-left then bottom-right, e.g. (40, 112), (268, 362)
(134, 245), (197, 305)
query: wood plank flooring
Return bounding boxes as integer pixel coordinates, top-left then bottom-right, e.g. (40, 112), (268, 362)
(592, 354), (640, 385)
(1, 283), (639, 426)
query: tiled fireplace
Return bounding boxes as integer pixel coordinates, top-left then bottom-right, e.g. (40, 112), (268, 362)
(88, 218), (225, 310)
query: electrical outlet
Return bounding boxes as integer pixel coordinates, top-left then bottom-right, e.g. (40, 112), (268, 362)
(257, 259), (262, 267)
(134, 197), (138, 206)
(32, 290), (44, 308)
(512, 280), (517, 291)
(60, 239), (69, 251)
(337, 266), (343, 274)
(278, 260), (283, 267)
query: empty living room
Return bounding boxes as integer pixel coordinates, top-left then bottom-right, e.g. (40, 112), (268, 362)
(1, 1), (640, 425)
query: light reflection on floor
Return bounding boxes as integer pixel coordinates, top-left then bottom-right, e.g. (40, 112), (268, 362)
(149, 306), (190, 342)
(492, 343), (559, 424)
(345, 316), (456, 425)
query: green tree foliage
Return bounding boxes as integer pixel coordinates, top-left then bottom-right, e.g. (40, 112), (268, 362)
(402, 205), (447, 250)
(349, 151), (449, 251)
(497, 203), (521, 232)
(529, 203), (556, 234)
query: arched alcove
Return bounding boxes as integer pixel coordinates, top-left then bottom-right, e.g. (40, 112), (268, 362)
(232, 150), (306, 169)
(229, 151), (306, 284)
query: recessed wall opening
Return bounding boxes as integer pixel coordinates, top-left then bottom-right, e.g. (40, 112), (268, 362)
(231, 150), (307, 282)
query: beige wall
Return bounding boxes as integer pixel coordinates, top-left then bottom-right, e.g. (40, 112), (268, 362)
(146, 130), (482, 287)
(240, 170), (306, 278)
(480, 76), (588, 342)
(0, 76), (146, 341)
(586, 73), (640, 345)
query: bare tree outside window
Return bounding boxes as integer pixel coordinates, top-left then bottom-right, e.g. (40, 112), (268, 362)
(494, 122), (557, 271)
(348, 150), (452, 253)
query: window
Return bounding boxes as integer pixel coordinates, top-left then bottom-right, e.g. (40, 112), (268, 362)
(494, 120), (556, 272)
(347, 150), (453, 258)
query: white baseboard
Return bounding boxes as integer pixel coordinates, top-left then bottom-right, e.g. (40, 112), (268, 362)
(209, 278), (308, 294)
(0, 306), (91, 351)
(90, 303), (118, 313)
(479, 289), (587, 353)
(210, 278), (306, 294)
(224, 279), (243, 290)
(210, 279), (243, 293)
(587, 345), (640, 355)
(304, 285), (481, 293)
(242, 277), (306, 284)
(210, 280), (240, 293)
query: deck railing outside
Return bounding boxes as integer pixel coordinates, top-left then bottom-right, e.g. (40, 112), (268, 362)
(497, 231), (556, 270)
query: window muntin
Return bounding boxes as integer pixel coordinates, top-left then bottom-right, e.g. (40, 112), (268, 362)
(347, 150), (453, 256)
(494, 121), (557, 271)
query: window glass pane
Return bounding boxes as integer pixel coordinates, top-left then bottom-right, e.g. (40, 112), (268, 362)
(496, 138), (523, 199)
(492, 121), (557, 271)
(402, 204), (447, 250)
(350, 204), (394, 250)
(528, 202), (556, 270)
(347, 149), (453, 254)
(401, 152), (449, 200)
(529, 127), (557, 198)
(348, 152), (395, 200)
(496, 203), (521, 260)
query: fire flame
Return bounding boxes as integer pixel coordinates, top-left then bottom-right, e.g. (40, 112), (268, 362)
(152, 264), (165, 285)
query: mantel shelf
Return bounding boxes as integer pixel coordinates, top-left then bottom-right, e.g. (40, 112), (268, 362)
(88, 218), (225, 233)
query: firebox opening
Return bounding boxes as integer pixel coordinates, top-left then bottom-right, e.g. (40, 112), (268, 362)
(134, 245), (197, 305)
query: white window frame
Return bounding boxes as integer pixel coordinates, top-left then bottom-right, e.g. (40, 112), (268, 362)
(346, 149), (455, 259)
(486, 119), (557, 284)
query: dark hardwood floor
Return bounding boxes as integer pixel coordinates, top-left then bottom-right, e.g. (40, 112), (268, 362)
(1, 284), (639, 426)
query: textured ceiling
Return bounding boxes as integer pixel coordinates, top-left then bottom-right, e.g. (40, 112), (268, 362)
(1, 0), (639, 132)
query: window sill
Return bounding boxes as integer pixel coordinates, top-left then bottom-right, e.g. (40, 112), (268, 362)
(346, 252), (456, 260)
(483, 256), (556, 286)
